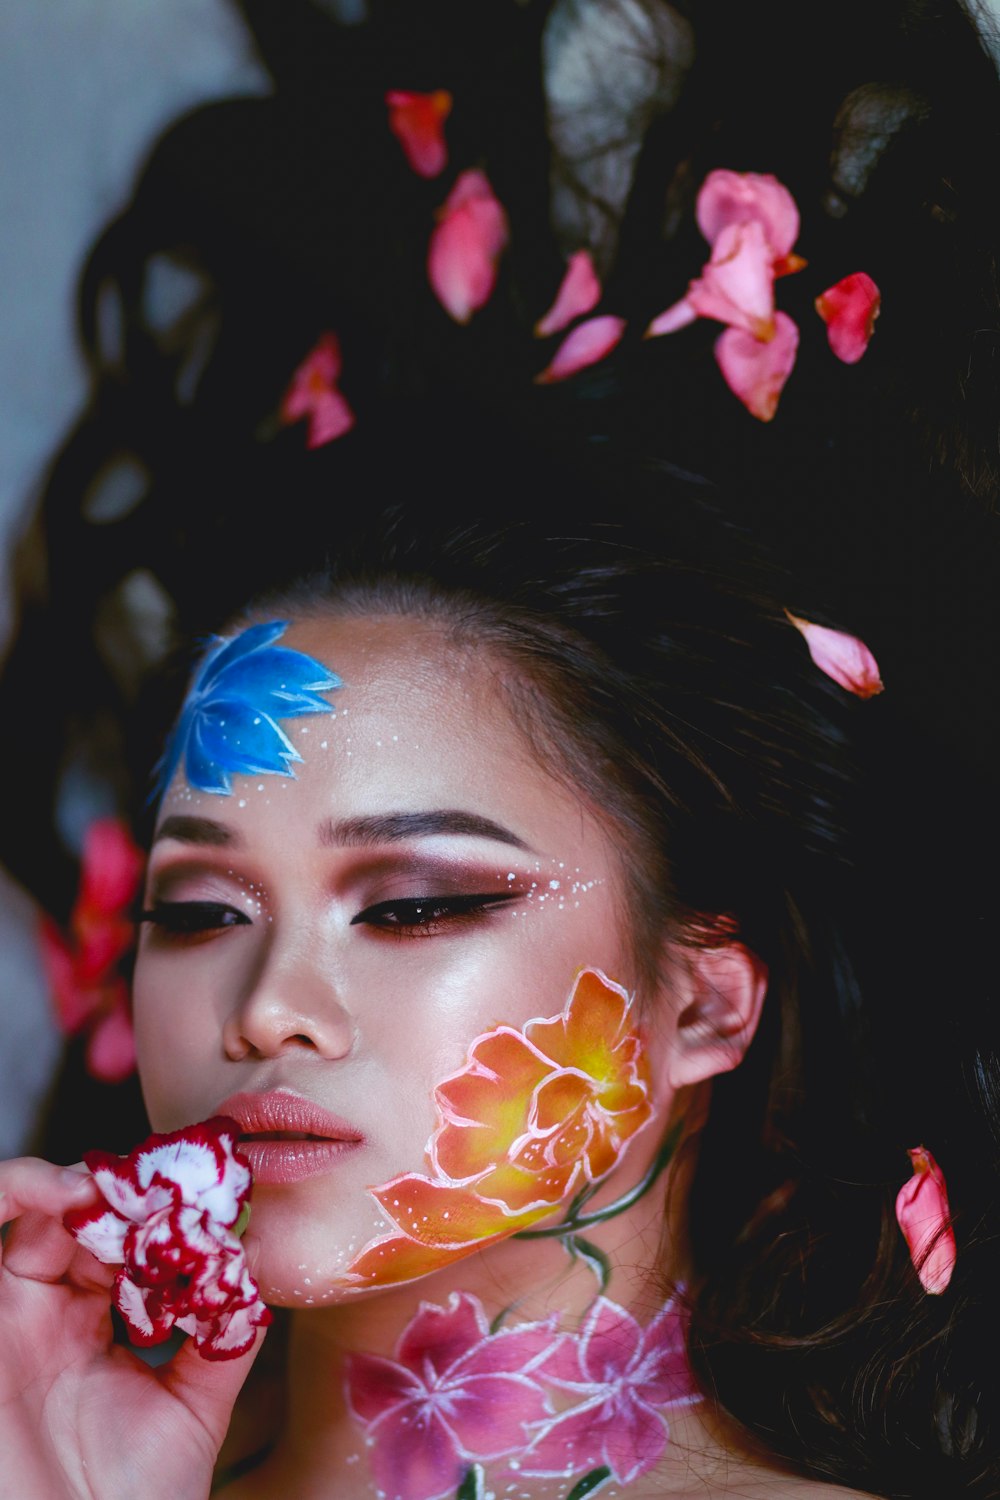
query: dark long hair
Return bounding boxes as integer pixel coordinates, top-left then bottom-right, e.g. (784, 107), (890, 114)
(7, 2), (1000, 1492)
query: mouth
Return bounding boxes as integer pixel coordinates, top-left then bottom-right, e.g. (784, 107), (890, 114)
(216, 1091), (365, 1185)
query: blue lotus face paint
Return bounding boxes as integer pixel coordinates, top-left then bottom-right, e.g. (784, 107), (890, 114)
(156, 620), (341, 798)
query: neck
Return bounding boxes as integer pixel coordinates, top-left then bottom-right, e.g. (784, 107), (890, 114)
(237, 1146), (723, 1500)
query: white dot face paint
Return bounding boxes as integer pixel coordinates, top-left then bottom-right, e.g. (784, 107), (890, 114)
(135, 613), (665, 1309)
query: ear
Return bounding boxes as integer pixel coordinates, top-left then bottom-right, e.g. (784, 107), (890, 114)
(665, 943), (769, 1090)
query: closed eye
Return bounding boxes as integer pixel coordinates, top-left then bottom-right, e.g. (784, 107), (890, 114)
(350, 892), (520, 936)
(138, 901), (253, 936)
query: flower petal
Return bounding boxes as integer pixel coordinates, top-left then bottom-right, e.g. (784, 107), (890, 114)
(535, 250), (602, 337)
(114, 1270), (177, 1346)
(714, 310), (799, 421)
(434, 1028), (552, 1178)
(645, 297), (698, 338)
(696, 169), (800, 259)
(815, 271), (881, 364)
(397, 1292), (488, 1378)
(445, 1372), (552, 1459)
(520, 1398), (607, 1477)
(370, 1173), (539, 1246)
(364, 1403), (464, 1500)
(38, 915), (93, 1033)
(895, 1146), (956, 1294)
(601, 1398), (670, 1484)
(192, 1296), (270, 1360)
(449, 1317), (562, 1380)
(346, 1350), (425, 1424)
(785, 613), (884, 699)
(631, 1301), (698, 1407)
(534, 315), (626, 384)
(386, 89), (452, 178)
(428, 170), (509, 324)
(527, 968), (630, 1074)
(306, 390), (355, 449)
(577, 1296), (643, 1385)
(63, 1205), (129, 1263)
(84, 992), (136, 1083)
(78, 819), (145, 919)
(340, 1230), (499, 1290)
(687, 221), (776, 340)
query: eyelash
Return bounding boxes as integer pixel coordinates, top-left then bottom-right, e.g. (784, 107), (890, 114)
(137, 892), (520, 942)
(138, 901), (252, 937)
(351, 892), (520, 937)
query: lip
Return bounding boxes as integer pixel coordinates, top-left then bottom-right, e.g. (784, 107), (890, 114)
(217, 1089), (365, 1186)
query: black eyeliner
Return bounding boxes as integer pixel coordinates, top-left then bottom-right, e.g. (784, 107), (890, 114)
(350, 891), (522, 926)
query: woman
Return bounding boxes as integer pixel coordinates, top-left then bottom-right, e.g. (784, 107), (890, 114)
(0, 482), (976, 1498)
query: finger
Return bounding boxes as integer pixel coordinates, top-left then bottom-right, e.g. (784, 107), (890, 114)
(0, 1158), (100, 1274)
(3, 1209), (116, 1292)
(161, 1321), (269, 1447)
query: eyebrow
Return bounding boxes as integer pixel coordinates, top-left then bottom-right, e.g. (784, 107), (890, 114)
(318, 810), (532, 851)
(153, 815), (241, 848)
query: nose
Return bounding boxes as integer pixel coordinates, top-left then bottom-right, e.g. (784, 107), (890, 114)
(222, 927), (355, 1062)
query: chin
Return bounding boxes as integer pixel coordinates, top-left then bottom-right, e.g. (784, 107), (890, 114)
(246, 1188), (387, 1307)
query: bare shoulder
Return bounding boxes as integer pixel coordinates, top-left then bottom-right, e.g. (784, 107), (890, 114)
(730, 1480), (881, 1500)
(647, 1471), (882, 1500)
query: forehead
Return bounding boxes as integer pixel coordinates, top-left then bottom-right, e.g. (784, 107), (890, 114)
(158, 611), (610, 863)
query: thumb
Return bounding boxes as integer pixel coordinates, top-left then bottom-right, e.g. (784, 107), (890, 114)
(159, 1236), (271, 1437)
(161, 1317), (269, 1443)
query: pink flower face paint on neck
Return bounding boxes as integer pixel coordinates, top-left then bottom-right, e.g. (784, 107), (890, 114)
(338, 967), (653, 1291)
(345, 1289), (700, 1500)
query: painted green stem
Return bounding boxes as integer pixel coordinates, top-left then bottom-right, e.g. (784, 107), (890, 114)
(513, 1120), (682, 1242)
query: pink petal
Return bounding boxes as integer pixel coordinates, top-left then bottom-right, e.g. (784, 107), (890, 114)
(37, 914), (93, 1033)
(449, 1319), (562, 1380)
(84, 989), (136, 1083)
(283, 334), (342, 415)
(715, 309), (799, 421)
(632, 1302), (699, 1407)
(534, 314), (626, 384)
(895, 1147), (956, 1294)
(397, 1292), (488, 1379)
(577, 1296), (642, 1385)
(306, 390), (355, 449)
(520, 1398), (606, 1478)
(428, 170), (509, 324)
(78, 818), (144, 917)
(645, 297), (698, 338)
(346, 1351), (424, 1425)
(696, 169), (800, 259)
(687, 221), (776, 340)
(601, 1399), (670, 1484)
(535, 250), (602, 337)
(815, 271), (881, 364)
(446, 1372), (552, 1459)
(784, 613), (884, 698)
(365, 1403), (464, 1500)
(385, 89), (452, 179)
(280, 333), (354, 447)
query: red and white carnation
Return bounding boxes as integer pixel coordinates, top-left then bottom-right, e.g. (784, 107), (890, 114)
(66, 1116), (271, 1360)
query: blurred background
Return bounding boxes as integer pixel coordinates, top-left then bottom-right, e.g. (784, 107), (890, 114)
(4, 0), (1000, 1164)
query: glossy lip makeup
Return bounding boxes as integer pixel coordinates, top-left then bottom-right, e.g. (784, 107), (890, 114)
(218, 1089), (365, 1186)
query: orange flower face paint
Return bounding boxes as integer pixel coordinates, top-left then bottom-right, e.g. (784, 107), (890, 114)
(339, 968), (653, 1291)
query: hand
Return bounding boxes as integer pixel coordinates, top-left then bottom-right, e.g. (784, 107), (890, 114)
(0, 1156), (265, 1500)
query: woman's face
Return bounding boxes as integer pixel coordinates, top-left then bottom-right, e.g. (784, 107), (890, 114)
(134, 612), (667, 1304)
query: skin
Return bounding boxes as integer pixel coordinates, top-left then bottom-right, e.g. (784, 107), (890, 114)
(0, 611), (877, 1499)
